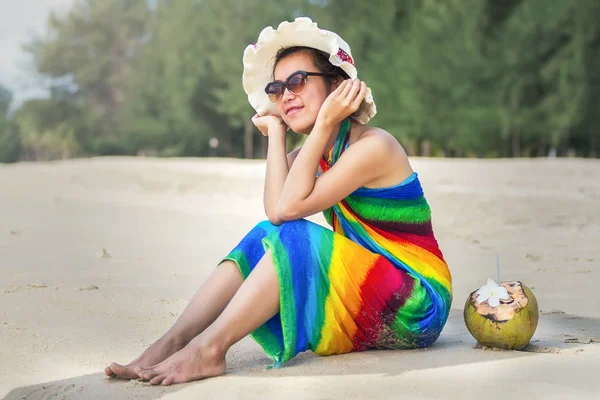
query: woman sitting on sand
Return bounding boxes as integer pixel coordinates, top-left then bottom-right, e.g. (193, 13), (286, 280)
(105, 17), (452, 386)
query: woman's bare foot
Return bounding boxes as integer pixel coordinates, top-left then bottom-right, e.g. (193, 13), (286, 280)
(136, 337), (226, 386)
(105, 335), (187, 380)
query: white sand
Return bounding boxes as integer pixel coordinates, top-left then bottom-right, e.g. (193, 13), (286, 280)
(0, 156), (598, 399)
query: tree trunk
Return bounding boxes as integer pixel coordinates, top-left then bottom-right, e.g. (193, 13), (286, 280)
(537, 139), (546, 157)
(260, 133), (268, 158)
(420, 138), (431, 157)
(511, 126), (521, 157)
(244, 119), (253, 159)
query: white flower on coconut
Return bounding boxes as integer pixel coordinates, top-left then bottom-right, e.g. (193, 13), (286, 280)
(476, 278), (510, 307)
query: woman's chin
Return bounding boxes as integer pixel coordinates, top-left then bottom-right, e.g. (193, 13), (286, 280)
(287, 116), (315, 135)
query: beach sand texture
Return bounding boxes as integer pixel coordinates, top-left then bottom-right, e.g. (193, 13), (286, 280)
(1, 157), (599, 399)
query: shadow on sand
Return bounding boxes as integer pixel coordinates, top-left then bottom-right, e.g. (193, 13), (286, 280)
(4, 309), (599, 400)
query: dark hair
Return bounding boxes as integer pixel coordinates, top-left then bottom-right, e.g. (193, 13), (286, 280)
(272, 46), (367, 122)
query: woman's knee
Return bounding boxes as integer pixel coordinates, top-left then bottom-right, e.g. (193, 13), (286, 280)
(255, 219), (310, 233)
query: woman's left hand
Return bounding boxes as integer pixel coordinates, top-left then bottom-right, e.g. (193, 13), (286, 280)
(316, 78), (368, 127)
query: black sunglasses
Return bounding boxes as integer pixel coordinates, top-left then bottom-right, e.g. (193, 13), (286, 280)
(265, 70), (338, 103)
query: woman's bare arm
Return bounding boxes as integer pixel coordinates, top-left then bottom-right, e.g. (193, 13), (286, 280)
(276, 129), (400, 221)
(263, 137), (302, 225)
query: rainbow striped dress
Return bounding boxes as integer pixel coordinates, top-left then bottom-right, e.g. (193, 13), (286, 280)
(223, 119), (452, 367)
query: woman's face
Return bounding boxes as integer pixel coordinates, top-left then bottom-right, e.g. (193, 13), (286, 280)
(273, 51), (332, 134)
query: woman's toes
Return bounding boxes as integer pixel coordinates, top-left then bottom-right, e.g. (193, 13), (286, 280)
(104, 366), (115, 377)
(136, 364), (158, 379)
(150, 375), (165, 385)
(109, 363), (138, 379)
(139, 369), (158, 381)
(161, 375), (175, 386)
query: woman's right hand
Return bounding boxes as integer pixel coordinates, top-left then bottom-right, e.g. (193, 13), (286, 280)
(251, 114), (287, 137)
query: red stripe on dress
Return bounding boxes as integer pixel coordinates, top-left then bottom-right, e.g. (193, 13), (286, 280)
(370, 223), (446, 262)
(319, 158), (329, 172)
(337, 201), (446, 262)
(351, 256), (415, 350)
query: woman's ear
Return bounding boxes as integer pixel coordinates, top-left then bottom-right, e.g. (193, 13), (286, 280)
(331, 77), (344, 91)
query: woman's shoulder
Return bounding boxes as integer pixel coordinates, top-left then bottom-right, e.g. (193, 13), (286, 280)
(349, 123), (413, 187)
(351, 123), (407, 156)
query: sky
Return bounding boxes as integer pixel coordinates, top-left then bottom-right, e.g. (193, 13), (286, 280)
(0, 0), (74, 107)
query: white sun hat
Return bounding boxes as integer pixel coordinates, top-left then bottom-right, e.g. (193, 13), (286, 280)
(242, 17), (377, 125)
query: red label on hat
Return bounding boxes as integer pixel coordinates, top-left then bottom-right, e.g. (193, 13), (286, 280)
(336, 48), (354, 65)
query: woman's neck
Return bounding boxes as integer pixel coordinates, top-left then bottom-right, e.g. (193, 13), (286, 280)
(321, 119), (352, 162)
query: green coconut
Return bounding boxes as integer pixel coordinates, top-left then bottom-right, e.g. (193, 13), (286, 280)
(464, 281), (539, 350)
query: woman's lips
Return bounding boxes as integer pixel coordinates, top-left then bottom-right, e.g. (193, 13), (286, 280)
(286, 106), (303, 117)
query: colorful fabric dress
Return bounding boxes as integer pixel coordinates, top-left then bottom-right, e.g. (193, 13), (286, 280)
(222, 118), (452, 368)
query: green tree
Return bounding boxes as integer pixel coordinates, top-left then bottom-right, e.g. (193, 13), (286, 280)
(18, 0), (600, 159)
(122, 0), (311, 158)
(0, 85), (21, 163)
(12, 98), (86, 160)
(25, 0), (153, 154)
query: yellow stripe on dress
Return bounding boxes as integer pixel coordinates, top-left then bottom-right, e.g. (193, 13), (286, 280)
(337, 204), (451, 293)
(315, 235), (375, 355)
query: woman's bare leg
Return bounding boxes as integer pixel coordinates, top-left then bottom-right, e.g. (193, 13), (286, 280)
(105, 260), (244, 379)
(137, 249), (280, 385)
